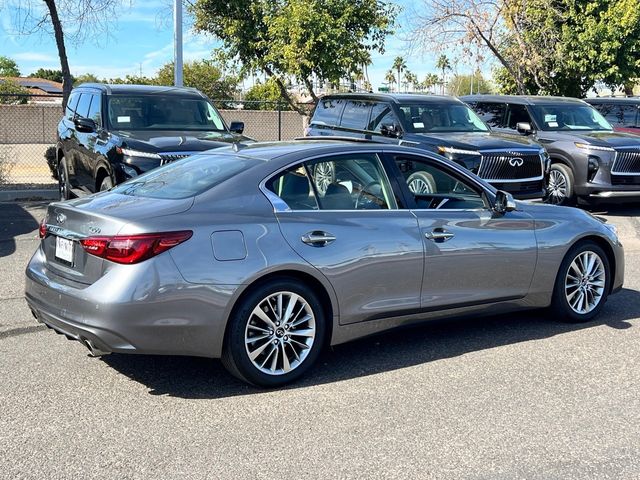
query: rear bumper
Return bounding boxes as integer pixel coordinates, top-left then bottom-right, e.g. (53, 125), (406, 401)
(25, 246), (235, 358)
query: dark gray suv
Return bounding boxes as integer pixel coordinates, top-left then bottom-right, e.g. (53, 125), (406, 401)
(464, 95), (640, 205)
(306, 93), (549, 200)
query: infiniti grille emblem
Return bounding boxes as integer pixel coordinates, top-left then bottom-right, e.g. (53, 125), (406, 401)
(56, 213), (67, 224)
(509, 157), (524, 167)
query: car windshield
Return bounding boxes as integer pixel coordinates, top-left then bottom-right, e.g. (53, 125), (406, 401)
(107, 95), (226, 131)
(111, 152), (259, 199)
(397, 103), (489, 133)
(530, 104), (612, 131)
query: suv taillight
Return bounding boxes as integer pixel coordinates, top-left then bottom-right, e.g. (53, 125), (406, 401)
(39, 218), (47, 239)
(80, 231), (192, 264)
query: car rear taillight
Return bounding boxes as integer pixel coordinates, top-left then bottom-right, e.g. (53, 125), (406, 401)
(39, 218), (47, 239)
(80, 231), (192, 264)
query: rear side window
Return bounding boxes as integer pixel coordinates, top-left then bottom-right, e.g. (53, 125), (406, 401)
(596, 104), (638, 127)
(111, 153), (259, 199)
(473, 102), (505, 127)
(75, 93), (92, 119)
(311, 98), (345, 127)
(339, 100), (371, 130)
(65, 92), (80, 120)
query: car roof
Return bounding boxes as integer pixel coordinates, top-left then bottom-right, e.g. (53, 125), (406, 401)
(320, 93), (463, 105)
(462, 95), (588, 106)
(585, 97), (640, 105)
(74, 83), (206, 98)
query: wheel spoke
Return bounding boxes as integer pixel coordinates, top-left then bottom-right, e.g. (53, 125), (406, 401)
(282, 294), (300, 323)
(249, 338), (273, 361)
(252, 307), (277, 330)
(280, 343), (291, 373)
(290, 313), (312, 328)
(246, 333), (270, 345)
(289, 328), (314, 338)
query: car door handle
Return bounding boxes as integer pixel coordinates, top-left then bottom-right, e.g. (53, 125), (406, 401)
(301, 231), (336, 247)
(425, 229), (455, 242)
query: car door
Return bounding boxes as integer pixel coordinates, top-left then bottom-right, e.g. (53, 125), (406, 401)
(59, 91), (82, 187)
(72, 92), (95, 189)
(367, 102), (404, 144)
(335, 100), (371, 139)
(266, 152), (424, 325)
(386, 151), (538, 309)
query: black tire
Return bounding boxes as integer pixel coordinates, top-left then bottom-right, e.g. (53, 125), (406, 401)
(545, 163), (574, 206)
(99, 175), (113, 192)
(58, 157), (71, 200)
(407, 171), (436, 194)
(550, 241), (611, 323)
(222, 279), (326, 388)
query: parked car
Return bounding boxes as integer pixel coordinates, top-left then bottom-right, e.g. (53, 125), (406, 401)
(585, 97), (640, 135)
(305, 93), (549, 200)
(26, 140), (622, 387)
(56, 83), (250, 199)
(463, 95), (640, 205)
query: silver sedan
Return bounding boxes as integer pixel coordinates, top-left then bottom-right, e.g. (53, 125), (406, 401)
(25, 140), (624, 387)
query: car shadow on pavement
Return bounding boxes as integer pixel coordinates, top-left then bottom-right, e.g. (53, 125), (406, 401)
(0, 202), (41, 258)
(101, 286), (640, 399)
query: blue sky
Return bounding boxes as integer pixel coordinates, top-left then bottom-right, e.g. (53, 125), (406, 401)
(0, 0), (487, 91)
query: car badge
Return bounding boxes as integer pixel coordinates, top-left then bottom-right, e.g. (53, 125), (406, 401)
(56, 213), (67, 224)
(509, 157), (524, 167)
(88, 226), (101, 234)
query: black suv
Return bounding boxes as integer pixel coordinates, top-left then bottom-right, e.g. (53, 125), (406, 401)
(464, 95), (640, 205)
(305, 93), (549, 199)
(585, 97), (639, 135)
(56, 83), (249, 199)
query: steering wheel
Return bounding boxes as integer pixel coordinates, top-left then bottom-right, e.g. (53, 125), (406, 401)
(355, 181), (382, 209)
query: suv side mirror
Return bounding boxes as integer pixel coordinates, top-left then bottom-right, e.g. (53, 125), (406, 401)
(229, 121), (244, 134)
(516, 122), (533, 135)
(494, 190), (517, 214)
(380, 123), (402, 138)
(74, 117), (97, 133)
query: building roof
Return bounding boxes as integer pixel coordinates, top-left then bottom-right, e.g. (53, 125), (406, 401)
(0, 77), (64, 95)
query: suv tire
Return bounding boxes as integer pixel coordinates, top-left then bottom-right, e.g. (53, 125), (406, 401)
(546, 163), (574, 205)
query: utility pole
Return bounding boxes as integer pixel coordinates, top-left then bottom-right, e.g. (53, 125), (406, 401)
(174, 0), (183, 87)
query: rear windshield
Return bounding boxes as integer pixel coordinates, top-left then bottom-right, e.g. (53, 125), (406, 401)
(111, 153), (258, 199)
(107, 94), (226, 131)
(529, 104), (612, 131)
(397, 103), (489, 133)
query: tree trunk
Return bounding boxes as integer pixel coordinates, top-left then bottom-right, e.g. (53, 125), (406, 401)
(263, 65), (309, 115)
(44, 0), (73, 109)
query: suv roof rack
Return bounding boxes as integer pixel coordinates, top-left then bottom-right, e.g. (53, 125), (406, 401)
(293, 136), (382, 143)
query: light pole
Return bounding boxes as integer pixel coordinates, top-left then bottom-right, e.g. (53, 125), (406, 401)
(174, 0), (183, 87)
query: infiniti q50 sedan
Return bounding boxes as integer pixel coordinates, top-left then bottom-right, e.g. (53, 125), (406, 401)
(25, 140), (623, 387)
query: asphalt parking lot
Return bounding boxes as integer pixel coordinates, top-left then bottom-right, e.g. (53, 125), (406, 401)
(2, 201), (640, 479)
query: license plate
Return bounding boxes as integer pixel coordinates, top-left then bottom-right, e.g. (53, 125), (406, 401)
(55, 236), (74, 264)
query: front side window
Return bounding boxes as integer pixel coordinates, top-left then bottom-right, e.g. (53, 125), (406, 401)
(87, 94), (102, 127)
(74, 93), (92, 119)
(393, 155), (486, 210)
(267, 153), (397, 210)
(368, 102), (399, 132)
(529, 104), (612, 131)
(398, 103), (489, 133)
(107, 95), (226, 131)
(65, 92), (80, 120)
(472, 102), (505, 128)
(505, 104), (532, 129)
(310, 98), (345, 127)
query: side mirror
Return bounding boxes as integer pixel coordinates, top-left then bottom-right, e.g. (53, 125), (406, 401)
(74, 117), (96, 133)
(380, 123), (402, 138)
(494, 190), (517, 214)
(516, 122), (533, 135)
(229, 121), (244, 134)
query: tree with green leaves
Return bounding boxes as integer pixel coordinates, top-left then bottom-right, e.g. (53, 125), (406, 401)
(192, 0), (397, 113)
(435, 54), (451, 94)
(0, 79), (29, 104)
(392, 56), (407, 93)
(422, 73), (440, 93)
(384, 69), (396, 92)
(28, 68), (69, 83)
(156, 60), (239, 100)
(448, 72), (493, 96)
(0, 56), (21, 77)
(74, 73), (100, 86)
(244, 78), (291, 110)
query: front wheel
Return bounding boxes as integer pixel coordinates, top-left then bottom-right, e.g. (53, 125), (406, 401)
(222, 279), (326, 387)
(545, 164), (574, 205)
(550, 241), (610, 323)
(99, 175), (113, 192)
(58, 157), (71, 200)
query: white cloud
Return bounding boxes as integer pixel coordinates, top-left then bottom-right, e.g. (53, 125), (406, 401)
(13, 52), (56, 62)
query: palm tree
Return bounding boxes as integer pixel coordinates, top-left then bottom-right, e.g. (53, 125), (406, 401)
(435, 54), (451, 94)
(392, 56), (407, 93)
(384, 69), (396, 92)
(422, 73), (440, 94)
(404, 71), (419, 92)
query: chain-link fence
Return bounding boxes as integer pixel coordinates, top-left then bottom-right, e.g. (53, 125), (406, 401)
(0, 94), (313, 190)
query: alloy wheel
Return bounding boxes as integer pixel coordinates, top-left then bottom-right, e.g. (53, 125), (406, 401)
(313, 162), (335, 196)
(547, 169), (567, 204)
(244, 291), (316, 375)
(409, 177), (433, 194)
(564, 250), (606, 314)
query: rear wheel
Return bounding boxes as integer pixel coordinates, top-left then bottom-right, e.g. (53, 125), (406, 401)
(58, 157), (71, 200)
(222, 279), (325, 387)
(545, 164), (574, 205)
(550, 241), (610, 323)
(407, 171), (436, 194)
